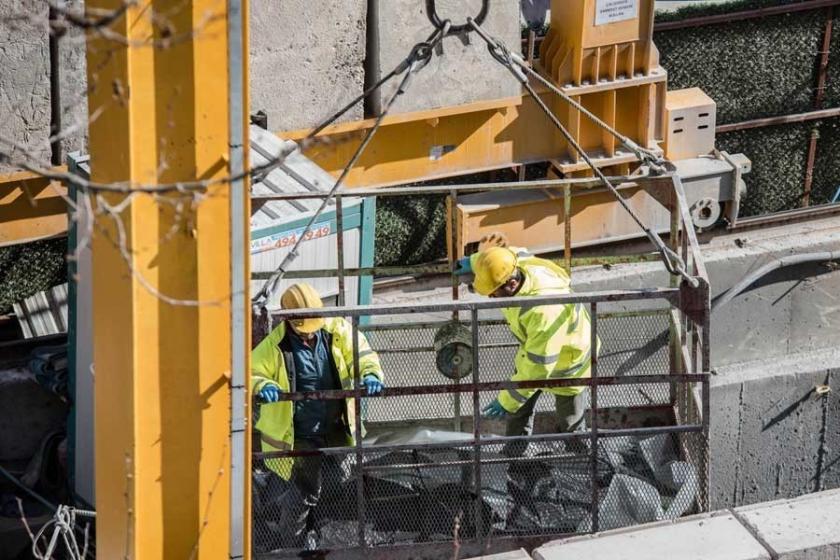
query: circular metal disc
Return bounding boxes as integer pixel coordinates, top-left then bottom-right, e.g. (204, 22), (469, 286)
(690, 198), (722, 230)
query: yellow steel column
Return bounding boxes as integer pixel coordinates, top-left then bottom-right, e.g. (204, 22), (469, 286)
(85, 1), (249, 558)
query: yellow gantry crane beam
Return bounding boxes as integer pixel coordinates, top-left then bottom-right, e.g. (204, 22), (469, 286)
(0, 170), (67, 246)
(85, 0), (250, 558)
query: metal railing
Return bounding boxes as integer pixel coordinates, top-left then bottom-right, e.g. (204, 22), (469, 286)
(249, 173), (711, 558)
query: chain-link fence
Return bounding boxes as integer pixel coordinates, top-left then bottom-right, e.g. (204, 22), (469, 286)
(251, 288), (710, 557)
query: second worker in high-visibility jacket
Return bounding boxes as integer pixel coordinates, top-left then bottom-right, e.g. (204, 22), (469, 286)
(463, 245), (599, 454)
(251, 283), (384, 550)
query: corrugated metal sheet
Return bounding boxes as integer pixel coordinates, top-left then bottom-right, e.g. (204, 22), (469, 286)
(250, 125), (362, 230)
(13, 283), (69, 338)
(250, 228), (361, 310)
(249, 125), (367, 309)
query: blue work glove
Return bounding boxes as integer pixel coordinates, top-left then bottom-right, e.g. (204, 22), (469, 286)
(481, 399), (508, 419)
(454, 256), (472, 276)
(362, 374), (384, 396)
(259, 383), (282, 403)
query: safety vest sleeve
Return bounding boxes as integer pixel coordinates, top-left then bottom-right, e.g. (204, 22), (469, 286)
(496, 261), (593, 412)
(328, 318), (384, 383)
(250, 326), (289, 394)
(498, 303), (575, 411)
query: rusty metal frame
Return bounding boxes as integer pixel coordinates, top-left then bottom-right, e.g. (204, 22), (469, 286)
(803, 8), (835, 207)
(653, 0), (840, 31)
(250, 173), (711, 556)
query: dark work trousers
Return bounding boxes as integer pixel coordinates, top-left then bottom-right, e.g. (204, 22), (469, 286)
(271, 430), (347, 549)
(502, 390), (588, 457)
(503, 390), (588, 528)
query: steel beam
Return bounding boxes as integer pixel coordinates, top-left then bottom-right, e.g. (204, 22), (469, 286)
(654, 0), (840, 31)
(716, 107), (840, 134)
(0, 170), (68, 246)
(282, 93), (560, 188)
(86, 1), (248, 558)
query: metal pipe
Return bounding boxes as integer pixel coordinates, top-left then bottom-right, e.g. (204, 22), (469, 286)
(251, 254), (662, 280)
(450, 189), (462, 432)
(336, 194), (346, 305)
(803, 8), (834, 208)
(654, 0), (840, 31)
(728, 202), (840, 230)
(227, 0), (248, 554)
(716, 107), (840, 134)
(250, 175), (673, 200)
(270, 288), (681, 320)
(48, 3), (63, 166)
(589, 302), (600, 532)
(470, 308), (483, 539)
(712, 251), (840, 312)
(258, 373), (708, 403)
(253, 424), (705, 460)
(351, 316), (366, 548)
(564, 184), (572, 272)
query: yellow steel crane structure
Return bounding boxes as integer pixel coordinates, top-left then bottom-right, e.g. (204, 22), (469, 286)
(0, 1), (736, 557)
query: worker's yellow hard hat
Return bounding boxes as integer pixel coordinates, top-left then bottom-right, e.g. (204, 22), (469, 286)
(472, 247), (518, 296)
(280, 283), (325, 333)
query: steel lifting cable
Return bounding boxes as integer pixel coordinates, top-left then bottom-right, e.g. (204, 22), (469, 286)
(252, 21), (452, 307)
(464, 18), (664, 172)
(468, 19), (699, 287)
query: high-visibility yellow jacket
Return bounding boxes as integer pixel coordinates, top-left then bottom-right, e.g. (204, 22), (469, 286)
(481, 251), (598, 413)
(251, 318), (383, 479)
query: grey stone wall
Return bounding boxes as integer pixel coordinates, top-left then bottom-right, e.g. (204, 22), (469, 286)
(711, 352), (840, 510)
(249, 0), (367, 132)
(367, 0), (522, 115)
(58, 0), (88, 157)
(0, 0), (87, 171)
(0, 0), (51, 172)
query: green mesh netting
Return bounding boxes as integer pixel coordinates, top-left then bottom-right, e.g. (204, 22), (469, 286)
(0, 238), (68, 314)
(655, 10), (823, 124)
(655, 0), (808, 23)
(826, 8), (840, 109)
(374, 194), (447, 266)
(717, 123), (813, 216)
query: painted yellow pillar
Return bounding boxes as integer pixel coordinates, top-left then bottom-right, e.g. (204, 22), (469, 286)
(85, 0), (250, 558)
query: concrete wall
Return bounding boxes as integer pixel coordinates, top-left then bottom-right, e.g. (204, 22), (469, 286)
(570, 216), (840, 368)
(249, 0), (367, 132)
(367, 0), (521, 115)
(711, 348), (840, 510)
(0, 0), (51, 172)
(0, 0), (87, 171)
(574, 218), (840, 509)
(59, 0), (88, 157)
(530, 489), (840, 560)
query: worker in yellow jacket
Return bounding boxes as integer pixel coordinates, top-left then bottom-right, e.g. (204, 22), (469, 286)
(251, 283), (384, 549)
(460, 245), (597, 455)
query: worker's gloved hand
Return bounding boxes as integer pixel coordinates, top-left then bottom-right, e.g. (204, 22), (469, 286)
(481, 399), (508, 419)
(454, 256), (472, 276)
(362, 375), (384, 396)
(259, 383), (282, 403)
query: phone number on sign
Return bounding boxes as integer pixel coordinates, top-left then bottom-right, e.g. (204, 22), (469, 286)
(250, 224), (331, 255)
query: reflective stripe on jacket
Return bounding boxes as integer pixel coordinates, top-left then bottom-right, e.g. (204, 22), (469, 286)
(250, 317), (383, 479)
(497, 255), (599, 412)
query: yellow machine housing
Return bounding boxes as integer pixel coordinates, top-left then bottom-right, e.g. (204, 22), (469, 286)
(539, 0), (666, 175)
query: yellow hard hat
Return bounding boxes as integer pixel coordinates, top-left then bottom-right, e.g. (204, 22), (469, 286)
(472, 247), (518, 296)
(280, 283), (325, 333)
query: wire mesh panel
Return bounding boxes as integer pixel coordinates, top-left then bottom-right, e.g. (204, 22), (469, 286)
(251, 289), (709, 557)
(252, 449), (360, 554)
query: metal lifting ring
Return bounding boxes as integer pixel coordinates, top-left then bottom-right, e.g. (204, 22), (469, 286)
(426, 0), (489, 36)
